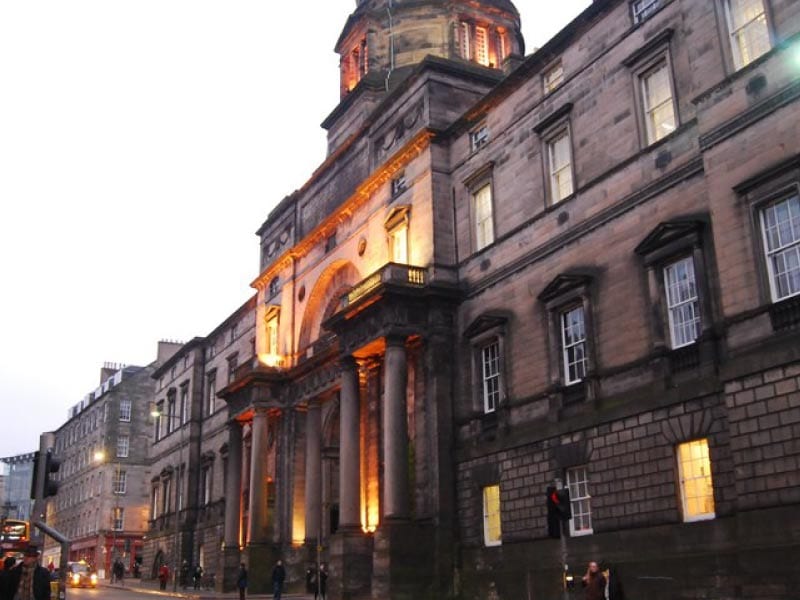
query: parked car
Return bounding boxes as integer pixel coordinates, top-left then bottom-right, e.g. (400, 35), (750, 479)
(67, 561), (98, 588)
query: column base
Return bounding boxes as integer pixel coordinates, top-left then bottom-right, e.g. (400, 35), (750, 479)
(220, 546), (242, 593)
(372, 520), (436, 600)
(245, 544), (279, 594)
(329, 526), (373, 600)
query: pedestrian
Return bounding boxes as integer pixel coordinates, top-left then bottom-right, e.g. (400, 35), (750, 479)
(179, 560), (190, 589)
(0, 556), (18, 600)
(305, 566), (316, 594)
(582, 561), (606, 600)
(601, 561), (625, 600)
(315, 563), (328, 600)
(271, 559), (286, 600)
(237, 563), (248, 600)
(4, 545), (51, 600)
(193, 564), (203, 590)
(158, 563), (169, 590)
(114, 559), (125, 585)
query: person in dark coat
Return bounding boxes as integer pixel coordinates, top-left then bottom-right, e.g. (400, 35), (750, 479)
(0, 556), (17, 600)
(5, 545), (51, 600)
(271, 560), (286, 600)
(179, 560), (190, 589)
(193, 565), (203, 590)
(601, 561), (625, 600)
(582, 561), (606, 600)
(315, 563), (328, 600)
(237, 563), (248, 600)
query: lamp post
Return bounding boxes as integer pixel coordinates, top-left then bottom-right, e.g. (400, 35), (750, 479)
(94, 449), (121, 580)
(151, 407), (187, 593)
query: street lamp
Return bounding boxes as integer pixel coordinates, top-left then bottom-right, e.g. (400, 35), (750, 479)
(93, 449), (121, 580)
(150, 407), (187, 593)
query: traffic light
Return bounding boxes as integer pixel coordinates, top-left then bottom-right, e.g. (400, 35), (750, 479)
(546, 486), (572, 538)
(43, 450), (61, 498)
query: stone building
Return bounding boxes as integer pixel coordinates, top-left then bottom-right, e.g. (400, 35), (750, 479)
(181, 0), (800, 598)
(141, 297), (255, 586)
(47, 345), (179, 576)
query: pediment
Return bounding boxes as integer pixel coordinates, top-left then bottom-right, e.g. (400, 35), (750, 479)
(538, 273), (593, 303)
(634, 220), (704, 256)
(463, 313), (508, 339)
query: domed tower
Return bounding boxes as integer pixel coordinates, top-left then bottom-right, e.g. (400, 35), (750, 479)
(335, 0), (524, 98)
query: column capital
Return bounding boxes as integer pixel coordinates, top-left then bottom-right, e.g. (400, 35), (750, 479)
(339, 354), (357, 371)
(385, 333), (407, 348)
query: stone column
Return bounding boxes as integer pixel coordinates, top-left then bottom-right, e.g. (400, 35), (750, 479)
(223, 420), (243, 548)
(222, 420), (243, 592)
(339, 356), (361, 528)
(305, 400), (322, 542)
(248, 406), (269, 544)
(383, 335), (409, 519)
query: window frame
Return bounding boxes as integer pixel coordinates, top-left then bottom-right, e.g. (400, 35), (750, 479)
(470, 124), (490, 152)
(385, 205), (411, 265)
(759, 192), (800, 303)
(676, 438), (716, 522)
(721, 0), (773, 72)
(465, 314), (508, 417)
(480, 339), (502, 414)
(112, 469), (127, 495)
(482, 484), (502, 547)
(663, 256), (703, 348)
(560, 304), (588, 386)
(566, 465), (593, 536)
(464, 164), (496, 253)
(640, 59), (678, 145)
(119, 399), (132, 423)
(631, 0), (664, 25)
(112, 507), (124, 531)
(542, 60), (564, 95)
(206, 370), (217, 416)
(116, 435), (130, 459)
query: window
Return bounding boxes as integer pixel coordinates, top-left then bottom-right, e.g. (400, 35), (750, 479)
(482, 484), (502, 546)
(269, 277), (280, 297)
(724, 0), (771, 70)
(267, 315), (279, 355)
(112, 507), (124, 531)
(389, 226), (408, 264)
(151, 485), (160, 519)
(475, 26), (489, 66)
(664, 257), (702, 348)
(566, 466), (593, 535)
(116, 435), (130, 459)
(112, 470), (127, 495)
(230, 323), (238, 343)
(543, 62), (564, 95)
(119, 399), (132, 422)
(641, 62), (676, 144)
(391, 172), (407, 196)
(154, 400), (165, 442)
(201, 467), (212, 505)
(561, 306), (587, 385)
(548, 130), (574, 203)
(677, 439), (715, 521)
(470, 125), (489, 152)
(162, 477), (172, 513)
(459, 22), (471, 60)
(760, 194), (800, 301)
(227, 353), (238, 384)
(206, 371), (217, 416)
(473, 183), (494, 250)
(167, 392), (177, 434)
(631, 0), (662, 24)
(180, 384), (189, 425)
(325, 233), (337, 253)
(481, 340), (501, 413)
(177, 467), (185, 511)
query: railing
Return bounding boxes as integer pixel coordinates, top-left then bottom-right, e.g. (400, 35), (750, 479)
(769, 295), (800, 331)
(343, 263), (427, 307)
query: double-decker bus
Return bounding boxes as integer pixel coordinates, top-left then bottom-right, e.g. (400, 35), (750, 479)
(0, 519), (30, 567)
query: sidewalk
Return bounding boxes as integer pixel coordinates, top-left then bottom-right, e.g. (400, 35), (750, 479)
(103, 579), (315, 600)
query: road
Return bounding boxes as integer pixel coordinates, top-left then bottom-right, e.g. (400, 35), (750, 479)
(66, 587), (166, 600)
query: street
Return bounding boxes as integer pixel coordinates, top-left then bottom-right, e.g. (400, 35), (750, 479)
(66, 587), (163, 600)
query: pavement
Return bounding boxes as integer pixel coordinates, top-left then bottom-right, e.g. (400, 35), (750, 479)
(102, 579), (315, 600)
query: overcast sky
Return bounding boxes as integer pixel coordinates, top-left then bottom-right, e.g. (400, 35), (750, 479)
(0, 0), (591, 459)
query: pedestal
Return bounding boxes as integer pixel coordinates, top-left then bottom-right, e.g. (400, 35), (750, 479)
(372, 520), (436, 600)
(329, 527), (373, 600)
(245, 544), (278, 594)
(220, 545), (242, 592)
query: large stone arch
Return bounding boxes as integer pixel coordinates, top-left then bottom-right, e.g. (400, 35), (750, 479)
(297, 261), (362, 353)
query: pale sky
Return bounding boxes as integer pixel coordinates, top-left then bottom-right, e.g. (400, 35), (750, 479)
(0, 0), (591, 458)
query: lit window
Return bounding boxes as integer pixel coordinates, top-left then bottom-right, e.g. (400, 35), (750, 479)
(677, 439), (715, 521)
(119, 400), (132, 423)
(481, 340), (501, 413)
(761, 194), (800, 301)
(470, 125), (489, 152)
(475, 26), (489, 66)
(641, 62), (676, 144)
(482, 484), (502, 546)
(473, 183), (494, 250)
(561, 306), (587, 385)
(664, 257), (701, 348)
(112, 470), (127, 495)
(548, 130), (574, 203)
(725, 0), (771, 70)
(116, 435), (130, 459)
(497, 30), (508, 64)
(112, 507), (124, 531)
(543, 62), (564, 94)
(389, 226), (408, 264)
(266, 316), (279, 355)
(631, 0), (662, 24)
(566, 466), (593, 535)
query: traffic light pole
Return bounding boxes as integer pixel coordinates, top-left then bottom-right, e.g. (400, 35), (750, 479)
(34, 519), (70, 600)
(554, 478), (570, 600)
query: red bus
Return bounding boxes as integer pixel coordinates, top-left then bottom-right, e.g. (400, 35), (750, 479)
(0, 519), (30, 567)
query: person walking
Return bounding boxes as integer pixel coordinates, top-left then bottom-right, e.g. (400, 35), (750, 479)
(158, 563), (169, 590)
(179, 560), (190, 589)
(237, 563), (248, 600)
(582, 561), (606, 600)
(4, 545), (51, 600)
(193, 564), (203, 590)
(601, 561), (625, 600)
(271, 559), (286, 600)
(315, 563), (328, 600)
